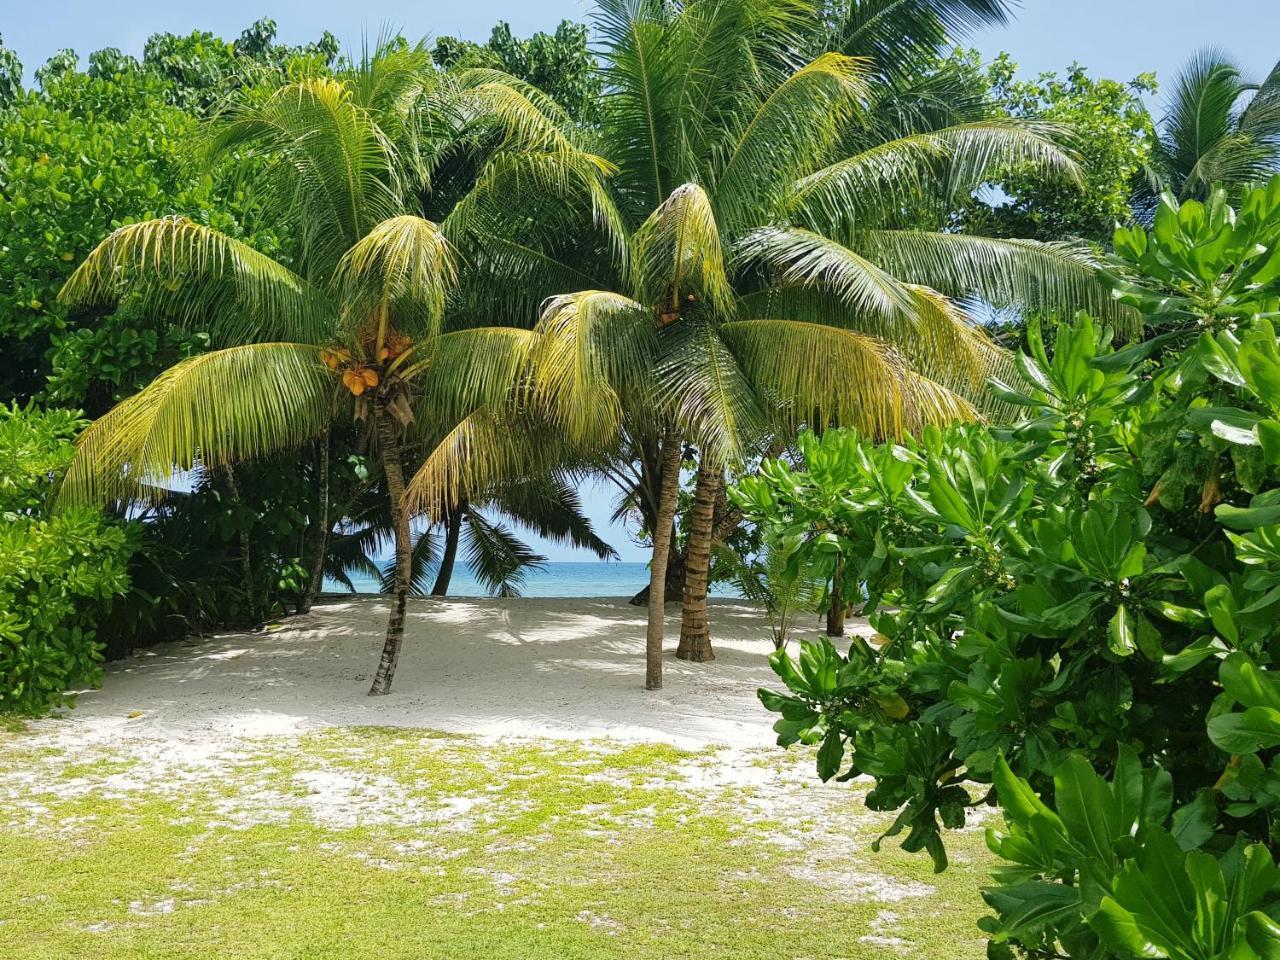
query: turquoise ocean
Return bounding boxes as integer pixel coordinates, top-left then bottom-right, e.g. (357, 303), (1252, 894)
(327, 561), (742, 599)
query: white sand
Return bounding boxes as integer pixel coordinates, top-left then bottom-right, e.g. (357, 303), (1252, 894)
(37, 597), (870, 750)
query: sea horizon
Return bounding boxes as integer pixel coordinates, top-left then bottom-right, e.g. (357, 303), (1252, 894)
(326, 560), (743, 599)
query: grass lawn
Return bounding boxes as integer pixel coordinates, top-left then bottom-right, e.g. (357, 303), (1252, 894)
(0, 724), (995, 958)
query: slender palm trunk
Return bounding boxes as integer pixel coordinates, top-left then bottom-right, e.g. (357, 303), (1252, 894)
(369, 402), (412, 696)
(677, 460), (721, 662)
(223, 465), (259, 625)
(826, 555), (845, 637)
(645, 427), (683, 690)
(431, 505), (464, 597)
(302, 428), (331, 614)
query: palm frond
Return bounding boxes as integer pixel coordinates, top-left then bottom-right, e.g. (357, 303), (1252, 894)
(713, 53), (871, 232)
(738, 278), (1010, 397)
(655, 319), (766, 464)
(60, 343), (335, 506)
(488, 473), (618, 560)
(444, 149), (626, 273)
(854, 229), (1138, 334)
(736, 225), (918, 323)
(403, 410), (555, 520)
(793, 121), (1082, 232)
(333, 215), (457, 339)
(378, 526), (442, 596)
(59, 218), (332, 345)
(634, 183), (733, 315)
(832, 0), (1013, 79)
(207, 77), (402, 277)
(406, 326), (538, 423)
(462, 508), (548, 598)
(593, 0), (684, 211)
(529, 290), (656, 445)
(719, 319), (975, 437)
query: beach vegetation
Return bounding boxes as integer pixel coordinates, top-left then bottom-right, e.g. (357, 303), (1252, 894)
(740, 179), (1280, 957)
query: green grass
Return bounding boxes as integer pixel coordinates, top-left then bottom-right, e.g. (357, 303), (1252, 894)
(0, 727), (995, 958)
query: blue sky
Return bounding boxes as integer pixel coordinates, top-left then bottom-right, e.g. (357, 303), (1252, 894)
(5, 1), (1278, 561)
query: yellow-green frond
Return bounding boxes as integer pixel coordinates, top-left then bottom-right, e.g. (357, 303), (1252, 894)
(855, 230), (1139, 334)
(451, 69), (581, 152)
(529, 290), (655, 445)
(654, 319), (765, 464)
(402, 410), (559, 520)
(406, 327), (538, 424)
(719, 319), (974, 439)
(714, 53), (872, 230)
(59, 343), (336, 507)
(206, 77), (402, 276)
(333, 215), (457, 338)
(736, 226), (918, 324)
(633, 183), (732, 315)
(792, 121), (1082, 233)
(59, 218), (331, 345)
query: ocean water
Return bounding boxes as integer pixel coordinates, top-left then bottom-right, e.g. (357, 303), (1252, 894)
(327, 561), (742, 599)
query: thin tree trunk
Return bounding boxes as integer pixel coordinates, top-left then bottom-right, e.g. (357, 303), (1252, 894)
(677, 460), (721, 662)
(645, 427), (683, 691)
(431, 505), (464, 597)
(301, 428), (332, 614)
(223, 465), (259, 625)
(369, 402), (412, 697)
(826, 555), (845, 637)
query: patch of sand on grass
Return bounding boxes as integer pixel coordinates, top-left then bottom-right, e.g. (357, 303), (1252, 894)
(0, 599), (992, 959)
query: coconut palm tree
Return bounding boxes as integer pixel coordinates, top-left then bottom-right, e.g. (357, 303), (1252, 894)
(56, 48), (614, 695)
(1142, 50), (1280, 208)
(404, 0), (1128, 687)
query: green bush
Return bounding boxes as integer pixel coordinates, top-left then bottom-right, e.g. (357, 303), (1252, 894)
(0, 403), (131, 713)
(735, 179), (1280, 958)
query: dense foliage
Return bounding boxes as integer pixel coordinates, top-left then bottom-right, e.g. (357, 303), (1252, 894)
(0, 23), (309, 408)
(962, 54), (1157, 242)
(739, 180), (1280, 957)
(0, 404), (130, 713)
(432, 20), (601, 122)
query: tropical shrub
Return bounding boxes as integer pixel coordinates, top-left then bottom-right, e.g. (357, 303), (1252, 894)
(0, 404), (130, 713)
(736, 179), (1280, 957)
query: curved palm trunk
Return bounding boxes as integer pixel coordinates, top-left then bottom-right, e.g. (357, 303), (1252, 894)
(302, 428), (331, 614)
(645, 427), (683, 691)
(676, 460), (721, 662)
(431, 505), (465, 597)
(369, 402), (412, 697)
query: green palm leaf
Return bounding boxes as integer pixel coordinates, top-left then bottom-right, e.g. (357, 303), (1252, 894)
(634, 183), (733, 316)
(720, 318), (975, 437)
(333, 215), (457, 339)
(462, 508), (548, 598)
(793, 121), (1082, 232)
(207, 77), (402, 277)
(59, 218), (332, 346)
(60, 343), (335, 506)
(655, 319), (766, 464)
(712, 52), (871, 231)
(855, 229), (1138, 333)
(530, 291), (656, 444)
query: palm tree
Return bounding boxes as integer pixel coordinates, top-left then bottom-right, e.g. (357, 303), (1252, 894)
(404, 0), (1127, 686)
(813, 0), (1014, 80)
(325, 456), (615, 598)
(57, 49), (613, 695)
(1142, 50), (1280, 208)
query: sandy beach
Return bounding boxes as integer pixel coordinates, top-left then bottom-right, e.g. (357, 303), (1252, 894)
(38, 597), (872, 750)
